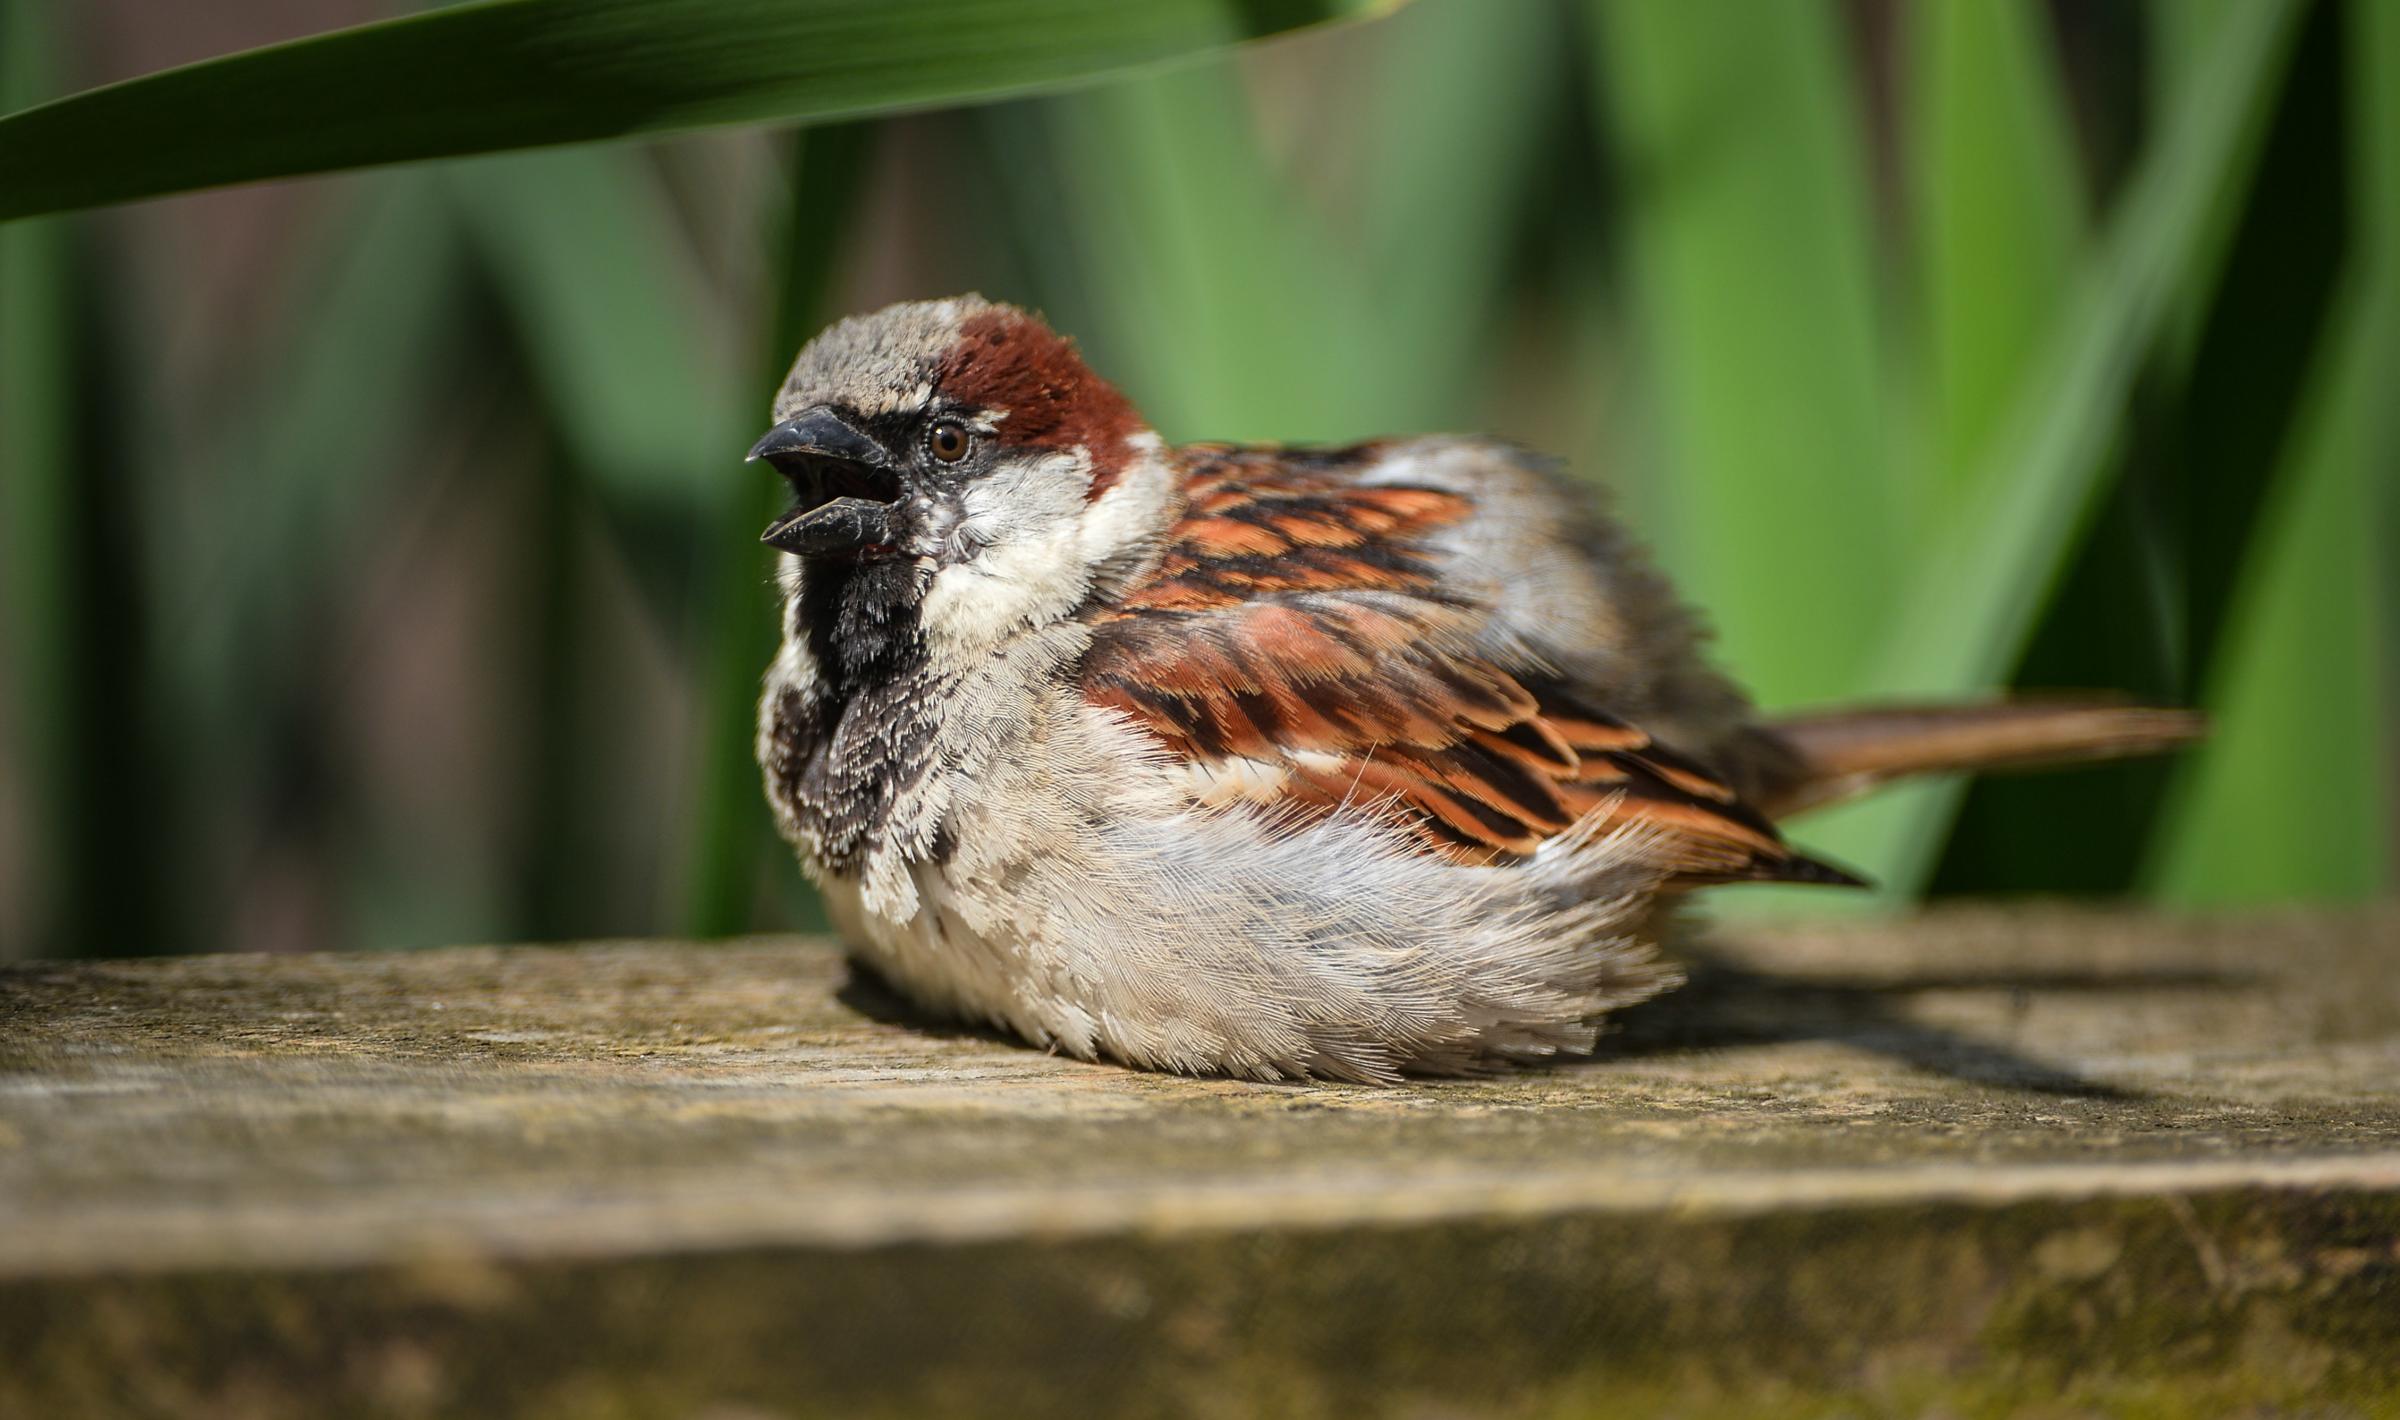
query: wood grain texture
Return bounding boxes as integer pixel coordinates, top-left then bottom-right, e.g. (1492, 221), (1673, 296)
(3, 904), (2397, 1415)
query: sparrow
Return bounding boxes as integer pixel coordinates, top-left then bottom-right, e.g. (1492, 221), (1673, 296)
(750, 296), (2201, 1083)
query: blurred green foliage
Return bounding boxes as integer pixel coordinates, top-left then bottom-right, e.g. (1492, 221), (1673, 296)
(0, 0), (2389, 959)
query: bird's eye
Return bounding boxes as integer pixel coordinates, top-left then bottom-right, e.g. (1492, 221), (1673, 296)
(927, 419), (972, 464)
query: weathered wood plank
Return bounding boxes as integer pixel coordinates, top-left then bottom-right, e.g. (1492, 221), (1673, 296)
(3, 904), (2397, 1415)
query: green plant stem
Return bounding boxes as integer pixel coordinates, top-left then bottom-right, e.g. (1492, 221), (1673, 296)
(0, 1), (71, 959)
(681, 123), (872, 938)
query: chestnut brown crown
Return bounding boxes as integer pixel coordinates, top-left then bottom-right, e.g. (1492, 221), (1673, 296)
(749, 297), (1147, 559)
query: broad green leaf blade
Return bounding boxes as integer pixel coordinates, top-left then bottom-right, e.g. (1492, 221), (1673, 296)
(0, 0), (1401, 223)
(1931, 0), (2350, 899)
(2151, 0), (2243, 112)
(2150, 0), (2399, 910)
(2368, 0), (2400, 839)
(2144, 284), (2394, 905)
(1586, 0), (1897, 708)
(2158, 0), (2400, 901)
(448, 150), (743, 508)
(1911, 0), (2084, 495)
(1790, 0), (2306, 902)
(987, 65), (1373, 443)
(997, 0), (1555, 446)
(2150, 0), (2244, 369)
(2355, 0), (2400, 290)
(1062, 66), (1374, 441)
(1354, 0), (1566, 427)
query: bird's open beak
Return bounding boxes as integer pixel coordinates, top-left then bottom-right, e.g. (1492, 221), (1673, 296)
(748, 407), (905, 557)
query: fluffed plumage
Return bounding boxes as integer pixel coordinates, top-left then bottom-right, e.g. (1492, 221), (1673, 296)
(751, 296), (2202, 1082)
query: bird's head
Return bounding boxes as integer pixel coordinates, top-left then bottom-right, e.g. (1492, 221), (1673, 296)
(751, 296), (1175, 657)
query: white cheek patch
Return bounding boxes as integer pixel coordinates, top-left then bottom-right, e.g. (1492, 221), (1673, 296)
(918, 439), (1180, 664)
(919, 451), (1095, 659)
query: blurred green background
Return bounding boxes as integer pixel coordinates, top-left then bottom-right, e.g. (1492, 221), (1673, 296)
(0, 0), (2391, 962)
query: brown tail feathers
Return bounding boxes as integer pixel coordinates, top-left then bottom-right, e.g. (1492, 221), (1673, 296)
(1759, 697), (2208, 820)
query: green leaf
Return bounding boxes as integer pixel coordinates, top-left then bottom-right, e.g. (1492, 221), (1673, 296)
(2151, 0), (2400, 904)
(446, 144), (757, 671)
(1352, 0), (1567, 427)
(1910, 0), (2084, 494)
(1585, 0), (1897, 708)
(2150, 0), (2243, 126)
(2150, 0), (2400, 910)
(681, 124), (874, 938)
(446, 147), (750, 939)
(2368, 0), (2400, 811)
(170, 178), (467, 746)
(0, 1), (188, 960)
(989, 0), (1554, 446)
(146, 179), (471, 955)
(1788, 0), (2307, 903)
(0, 0), (73, 958)
(2144, 284), (2395, 905)
(447, 149), (742, 512)
(2149, 0), (2245, 369)
(2353, 0), (2400, 334)
(997, 65), (1373, 443)
(1931, 0), (2351, 899)
(0, 0), (1401, 223)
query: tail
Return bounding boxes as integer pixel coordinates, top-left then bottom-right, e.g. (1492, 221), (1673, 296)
(1758, 697), (2208, 819)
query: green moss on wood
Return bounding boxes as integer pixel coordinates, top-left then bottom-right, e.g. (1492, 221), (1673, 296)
(3, 905), (2397, 1415)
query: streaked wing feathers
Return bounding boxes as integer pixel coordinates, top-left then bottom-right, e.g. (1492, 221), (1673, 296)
(1081, 446), (1858, 885)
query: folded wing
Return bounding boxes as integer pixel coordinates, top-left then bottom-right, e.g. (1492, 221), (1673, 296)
(1080, 446), (1861, 886)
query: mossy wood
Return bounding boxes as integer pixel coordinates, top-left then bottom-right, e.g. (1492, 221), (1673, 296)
(4, 904), (2397, 1416)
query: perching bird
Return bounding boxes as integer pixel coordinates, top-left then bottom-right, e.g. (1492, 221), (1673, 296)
(751, 296), (2200, 1083)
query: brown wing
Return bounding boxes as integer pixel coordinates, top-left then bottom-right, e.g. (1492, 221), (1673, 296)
(1080, 446), (1862, 885)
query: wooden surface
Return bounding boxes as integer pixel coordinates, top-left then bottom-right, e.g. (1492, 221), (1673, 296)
(4, 904), (2398, 1416)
